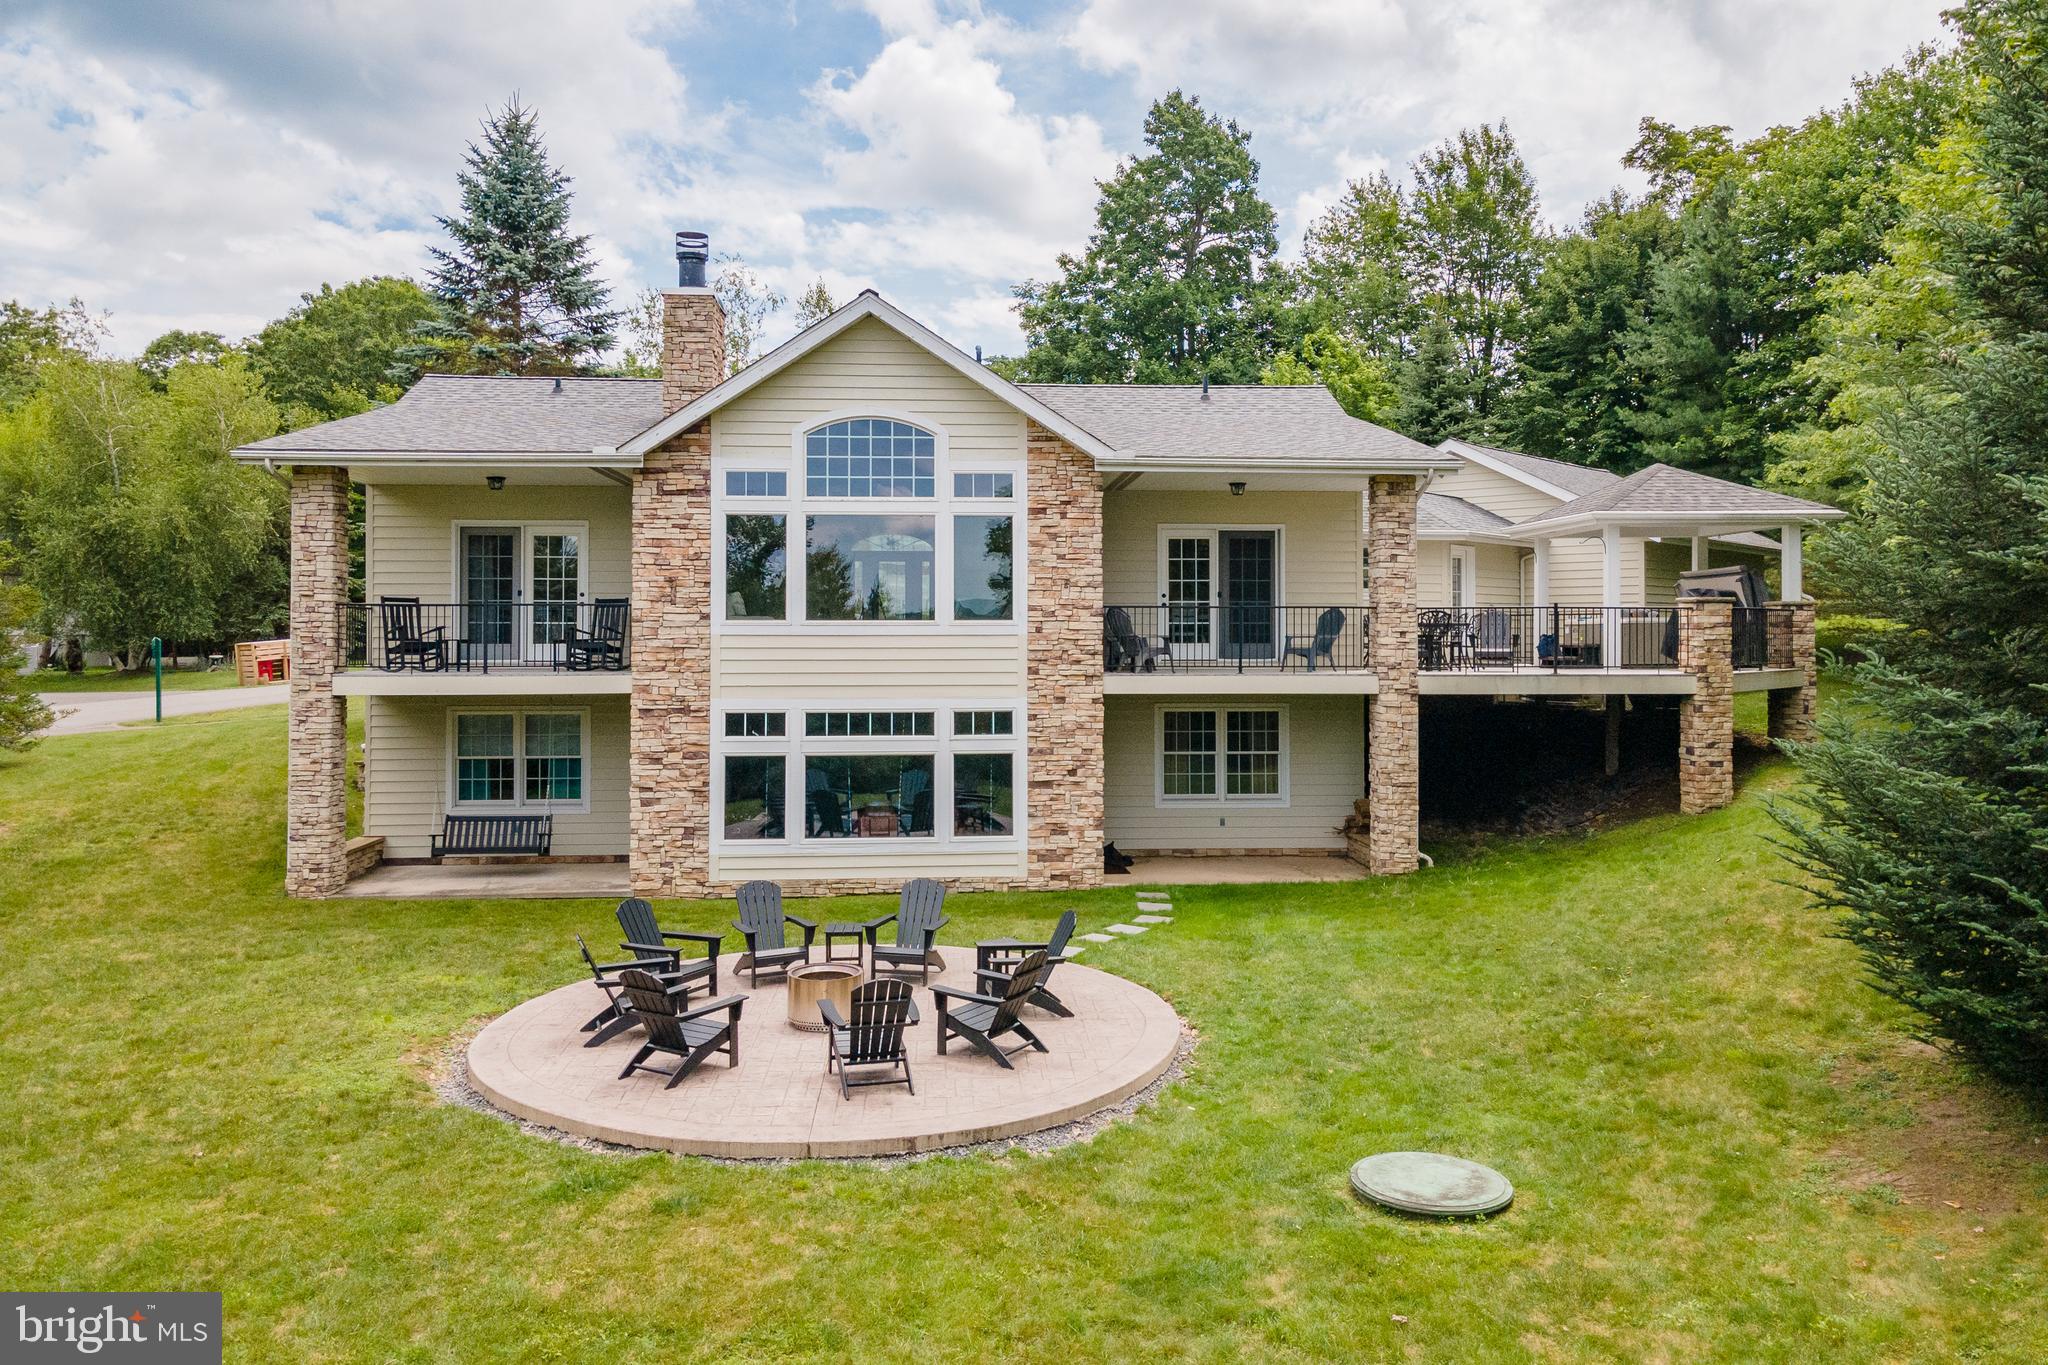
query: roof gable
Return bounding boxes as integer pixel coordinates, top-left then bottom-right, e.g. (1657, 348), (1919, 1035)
(1437, 437), (1619, 500)
(1517, 462), (1845, 528)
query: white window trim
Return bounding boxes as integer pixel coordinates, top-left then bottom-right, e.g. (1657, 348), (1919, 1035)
(1154, 524), (1287, 605)
(446, 520), (592, 604)
(722, 467), (790, 500)
(708, 407), (1026, 635)
(1449, 545), (1477, 609)
(446, 707), (592, 815)
(710, 699), (1027, 851)
(1153, 703), (1290, 808)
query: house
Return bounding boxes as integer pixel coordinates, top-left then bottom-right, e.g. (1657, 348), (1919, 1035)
(235, 233), (1842, 899)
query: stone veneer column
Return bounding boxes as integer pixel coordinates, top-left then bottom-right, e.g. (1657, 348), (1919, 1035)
(285, 465), (349, 897)
(660, 288), (726, 412)
(1677, 598), (1736, 813)
(629, 427), (713, 897)
(1766, 602), (1819, 742)
(1364, 475), (1420, 874)
(1025, 422), (1105, 890)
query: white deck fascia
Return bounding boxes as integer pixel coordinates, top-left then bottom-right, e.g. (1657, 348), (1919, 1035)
(1104, 671), (1380, 696)
(332, 671), (634, 698)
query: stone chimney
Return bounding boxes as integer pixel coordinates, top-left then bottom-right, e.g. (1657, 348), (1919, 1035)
(661, 230), (726, 411)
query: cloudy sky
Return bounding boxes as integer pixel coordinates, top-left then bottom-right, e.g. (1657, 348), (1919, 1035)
(0, 0), (1950, 359)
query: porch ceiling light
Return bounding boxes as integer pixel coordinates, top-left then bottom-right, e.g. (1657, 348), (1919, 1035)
(1229, 481), (1246, 497)
(486, 475), (506, 491)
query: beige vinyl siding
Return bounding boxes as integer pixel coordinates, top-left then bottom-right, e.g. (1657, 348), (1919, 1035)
(362, 484), (632, 603)
(1418, 542), (1527, 607)
(362, 695), (629, 858)
(1643, 538), (1779, 604)
(1103, 694), (1361, 852)
(710, 315), (1026, 699)
(1102, 490), (1364, 607)
(1428, 463), (1562, 522)
(1541, 535), (1646, 605)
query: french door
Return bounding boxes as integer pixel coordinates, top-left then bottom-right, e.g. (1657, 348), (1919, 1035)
(457, 524), (585, 665)
(1160, 529), (1278, 663)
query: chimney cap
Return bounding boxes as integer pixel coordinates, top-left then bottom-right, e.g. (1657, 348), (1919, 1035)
(674, 230), (710, 288)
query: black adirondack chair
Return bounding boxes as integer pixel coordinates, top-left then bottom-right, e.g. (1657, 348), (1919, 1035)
(1281, 606), (1348, 671)
(864, 878), (948, 983)
(575, 934), (693, 1047)
(379, 596), (447, 672)
(1103, 606), (1172, 673)
(613, 969), (745, 1090)
(820, 978), (920, 1098)
(614, 898), (721, 1000)
(931, 949), (1050, 1069)
(974, 909), (1078, 1019)
(563, 597), (628, 672)
(1472, 607), (1515, 666)
(731, 880), (816, 985)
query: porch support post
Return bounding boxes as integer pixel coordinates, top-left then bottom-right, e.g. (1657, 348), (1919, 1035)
(1676, 598), (1735, 813)
(1024, 421), (1105, 889)
(1604, 696), (1623, 778)
(1780, 524), (1803, 601)
(1600, 524), (1623, 666)
(1363, 475), (1420, 875)
(1691, 535), (1709, 571)
(1767, 602), (1819, 743)
(286, 465), (349, 898)
(1531, 537), (1550, 608)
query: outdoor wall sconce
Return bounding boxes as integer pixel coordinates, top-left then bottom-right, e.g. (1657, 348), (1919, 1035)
(1229, 481), (1247, 497)
(486, 475), (506, 491)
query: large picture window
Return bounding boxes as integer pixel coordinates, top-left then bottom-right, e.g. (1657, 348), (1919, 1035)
(453, 711), (585, 809)
(953, 514), (1013, 620)
(1159, 707), (1287, 804)
(805, 418), (936, 497)
(725, 513), (787, 620)
(723, 754), (786, 840)
(804, 755), (937, 839)
(953, 752), (1014, 837)
(805, 515), (936, 621)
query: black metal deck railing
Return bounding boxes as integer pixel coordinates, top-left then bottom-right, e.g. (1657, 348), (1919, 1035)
(1102, 605), (1369, 673)
(1419, 606), (1682, 672)
(342, 600), (630, 672)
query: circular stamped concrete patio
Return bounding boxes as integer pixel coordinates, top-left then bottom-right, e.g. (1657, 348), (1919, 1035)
(466, 951), (1183, 1158)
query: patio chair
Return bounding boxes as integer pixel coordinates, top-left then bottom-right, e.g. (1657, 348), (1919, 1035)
(820, 978), (920, 1099)
(809, 784), (849, 838)
(864, 878), (948, 984)
(1281, 606), (1347, 672)
(974, 909), (1078, 1019)
(1103, 607), (1172, 673)
(932, 949), (1050, 1069)
(613, 898), (722, 1001)
(562, 597), (628, 672)
(895, 767), (932, 835)
(1472, 607), (1515, 667)
(613, 969), (745, 1090)
(378, 596), (447, 672)
(575, 934), (696, 1047)
(732, 880), (815, 985)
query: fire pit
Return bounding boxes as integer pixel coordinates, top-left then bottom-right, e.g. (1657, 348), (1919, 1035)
(785, 962), (866, 1033)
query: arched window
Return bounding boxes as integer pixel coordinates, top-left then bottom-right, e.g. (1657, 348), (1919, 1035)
(804, 418), (937, 498)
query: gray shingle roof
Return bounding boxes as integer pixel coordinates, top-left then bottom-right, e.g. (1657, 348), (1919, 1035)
(1417, 493), (1515, 535)
(1516, 461), (1842, 526)
(1454, 439), (1620, 498)
(1021, 384), (1449, 469)
(237, 374), (663, 455)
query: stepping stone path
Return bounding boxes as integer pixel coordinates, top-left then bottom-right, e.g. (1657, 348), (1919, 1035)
(1105, 923), (1148, 935)
(1080, 932), (1117, 944)
(1135, 914), (1172, 924)
(1067, 889), (1178, 951)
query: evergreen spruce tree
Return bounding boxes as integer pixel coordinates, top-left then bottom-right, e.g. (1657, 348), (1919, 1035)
(1388, 319), (1471, 445)
(1775, 0), (2048, 1092)
(405, 99), (619, 375)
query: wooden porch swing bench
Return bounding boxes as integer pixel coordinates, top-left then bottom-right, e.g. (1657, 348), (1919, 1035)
(429, 813), (554, 859)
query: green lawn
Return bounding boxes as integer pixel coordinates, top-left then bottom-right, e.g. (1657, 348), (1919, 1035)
(27, 665), (245, 693)
(1, 700), (2043, 1362)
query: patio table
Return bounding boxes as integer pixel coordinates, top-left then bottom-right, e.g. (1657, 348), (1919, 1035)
(823, 921), (867, 966)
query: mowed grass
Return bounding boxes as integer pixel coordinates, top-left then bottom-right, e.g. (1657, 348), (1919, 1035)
(1, 700), (2043, 1363)
(28, 665), (244, 693)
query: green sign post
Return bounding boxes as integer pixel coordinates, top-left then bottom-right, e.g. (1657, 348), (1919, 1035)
(152, 636), (163, 724)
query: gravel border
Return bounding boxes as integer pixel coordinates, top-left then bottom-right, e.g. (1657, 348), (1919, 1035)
(431, 1019), (1198, 1167)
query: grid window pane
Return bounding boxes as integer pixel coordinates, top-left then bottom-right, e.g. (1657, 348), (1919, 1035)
(954, 710), (1014, 736)
(805, 515), (936, 621)
(725, 514), (786, 620)
(803, 755), (937, 839)
(724, 711), (787, 738)
(952, 472), (1014, 498)
(1161, 710), (1217, 797)
(954, 753), (1014, 837)
(724, 469), (787, 498)
(523, 714), (582, 802)
(804, 420), (938, 498)
(953, 514), (1013, 620)
(723, 755), (786, 839)
(1226, 710), (1281, 797)
(455, 714), (515, 803)
(803, 711), (933, 737)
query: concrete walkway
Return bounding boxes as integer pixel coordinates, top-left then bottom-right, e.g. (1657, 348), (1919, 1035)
(1119, 853), (1371, 885)
(38, 684), (288, 736)
(336, 861), (632, 900)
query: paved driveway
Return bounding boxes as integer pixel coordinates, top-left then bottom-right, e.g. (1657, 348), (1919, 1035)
(38, 684), (289, 736)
